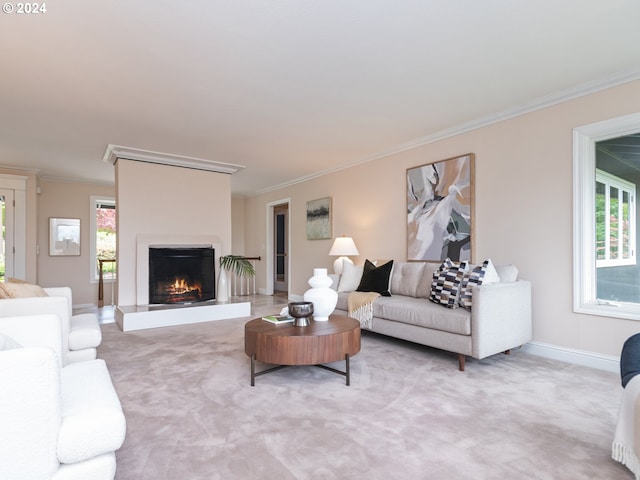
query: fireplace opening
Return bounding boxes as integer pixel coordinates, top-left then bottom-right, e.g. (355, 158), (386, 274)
(148, 246), (215, 304)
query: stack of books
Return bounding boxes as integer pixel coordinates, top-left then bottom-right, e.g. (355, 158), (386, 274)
(261, 314), (294, 324)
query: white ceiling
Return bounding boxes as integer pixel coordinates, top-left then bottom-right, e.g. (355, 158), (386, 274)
(1, 0), (640, 196)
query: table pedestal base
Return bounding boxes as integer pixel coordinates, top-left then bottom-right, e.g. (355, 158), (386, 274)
(250, 354), (351, 386)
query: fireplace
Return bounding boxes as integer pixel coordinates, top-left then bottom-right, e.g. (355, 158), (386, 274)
(148, 246), (215, 305)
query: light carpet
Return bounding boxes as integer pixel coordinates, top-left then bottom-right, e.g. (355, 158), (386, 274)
(98, 308), (630, 480)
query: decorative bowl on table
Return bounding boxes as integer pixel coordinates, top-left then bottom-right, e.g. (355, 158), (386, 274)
(288, 301), (314, 327)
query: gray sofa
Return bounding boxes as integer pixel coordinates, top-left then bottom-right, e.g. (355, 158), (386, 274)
(330, 261), (532, 370)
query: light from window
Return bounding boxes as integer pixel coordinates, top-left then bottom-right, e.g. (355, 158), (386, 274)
(90, 196), (116, 281)
(595, 169), (636, 268)
(573, 112), (640, 320)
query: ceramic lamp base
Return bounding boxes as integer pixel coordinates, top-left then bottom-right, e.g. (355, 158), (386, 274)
(333, 256), (354, 275)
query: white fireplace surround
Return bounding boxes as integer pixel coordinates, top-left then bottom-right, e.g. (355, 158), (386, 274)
(136, 234), (222, 306)
(118, 232), (250, 332)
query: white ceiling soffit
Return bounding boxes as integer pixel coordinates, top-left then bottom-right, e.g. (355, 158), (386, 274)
(103, 145), (245, 175)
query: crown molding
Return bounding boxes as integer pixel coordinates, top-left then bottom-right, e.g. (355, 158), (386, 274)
(38, 175), (115, 187)
(0, 164), (40, 175)
(103, 145), (245, 175)
(250, 68), (640, 197)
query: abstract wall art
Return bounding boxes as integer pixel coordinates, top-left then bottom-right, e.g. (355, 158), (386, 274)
(407, 154), (474, 262)
(306, 197), (332, 240)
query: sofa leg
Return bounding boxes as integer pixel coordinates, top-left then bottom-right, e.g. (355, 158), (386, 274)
(458, 354), (465, 371)
(503, 349), (511, 355)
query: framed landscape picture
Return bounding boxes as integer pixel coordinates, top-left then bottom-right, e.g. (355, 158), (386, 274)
(406, 153), (474, 262)
(306, 197), (332, 240)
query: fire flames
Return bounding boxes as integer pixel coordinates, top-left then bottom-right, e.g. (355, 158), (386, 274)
(162, 277), (202, 303)
(169, 278), (201, 295)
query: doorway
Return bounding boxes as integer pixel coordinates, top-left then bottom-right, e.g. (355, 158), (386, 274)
(0, 189), (14, 281)
(274, 203), (288, 293)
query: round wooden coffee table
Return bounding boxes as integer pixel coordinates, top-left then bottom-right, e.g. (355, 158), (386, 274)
(244, 314), (361, 386)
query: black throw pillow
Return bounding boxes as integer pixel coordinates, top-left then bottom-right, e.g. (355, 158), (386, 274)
(621, 333), (640, 388)
(356, 259), (393, 296)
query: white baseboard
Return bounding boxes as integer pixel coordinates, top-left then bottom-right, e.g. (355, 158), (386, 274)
(523, 341), (619, 373)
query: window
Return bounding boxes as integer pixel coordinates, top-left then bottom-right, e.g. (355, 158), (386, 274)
(89, 196), (116, 282)
(595, 169), (635, 268)
(574, 112), (640, 320)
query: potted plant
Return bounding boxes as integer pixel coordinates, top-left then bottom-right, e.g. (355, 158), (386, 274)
(219, 255), (256, 277)
(218, 255), (256, 302)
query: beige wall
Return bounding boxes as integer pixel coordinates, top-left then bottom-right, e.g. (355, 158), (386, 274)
(115, 160), (232, 307)
(231, 195), (246, 255)
(36, 179), (115, 305)
(244, 80), (640, 358)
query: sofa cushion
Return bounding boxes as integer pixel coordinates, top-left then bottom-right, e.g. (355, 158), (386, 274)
(379, 295), (471, 335)
(416, 262), (440, 298)
(0, 282), (48, 299)
(0, 334), (21, 350)
(357, 259), (393, 296)
(337, 261), (365, 293)
(459, 259), (500, 310)
(390, 262), (426, 297)
(429, 258), (468, 308)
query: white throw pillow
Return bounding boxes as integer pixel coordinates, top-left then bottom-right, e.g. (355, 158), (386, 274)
(459, 259), (500, 310)
(495, 264), (519, 282)
(337, 261), (365, 293)
(0, 334), (22, 351)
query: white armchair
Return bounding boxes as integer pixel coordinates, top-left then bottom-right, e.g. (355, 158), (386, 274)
(0, 314), (126, 480)
(0, 286), (101, 365)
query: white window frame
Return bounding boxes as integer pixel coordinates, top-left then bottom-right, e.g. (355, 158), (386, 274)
(89, 195), (116, 283)
(574, 112), (640, 320)
(595, 169), (636, 268)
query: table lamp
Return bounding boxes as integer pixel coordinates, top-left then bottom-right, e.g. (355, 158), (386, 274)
(329, 236), (359, 275)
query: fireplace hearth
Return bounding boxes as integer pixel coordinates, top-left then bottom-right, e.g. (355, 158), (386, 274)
(148, 246), (215, 305)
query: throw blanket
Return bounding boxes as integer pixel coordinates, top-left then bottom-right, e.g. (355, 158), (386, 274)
(613, 374), (640, 479)
(347, 291), (380, 329)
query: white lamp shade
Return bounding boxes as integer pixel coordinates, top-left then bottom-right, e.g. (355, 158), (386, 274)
(329, 237), (359, 275)
(329, 237), (359, 256)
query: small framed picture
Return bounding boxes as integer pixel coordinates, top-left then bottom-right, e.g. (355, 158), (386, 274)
(306, 197), (332, 240)
(49, 218), (81, 256)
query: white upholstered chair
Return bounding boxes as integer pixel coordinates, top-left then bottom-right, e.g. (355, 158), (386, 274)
(0, 286), (101, 365)
(0, 314), (126, 480)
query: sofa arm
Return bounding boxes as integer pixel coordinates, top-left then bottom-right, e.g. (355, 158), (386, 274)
(58, 359), (127, 464)
(69, 313), (102, 350)
(470, 280), (532, 360)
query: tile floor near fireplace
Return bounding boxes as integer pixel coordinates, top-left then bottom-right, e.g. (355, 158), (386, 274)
(115, 299), (251, 332)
